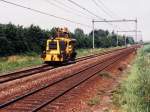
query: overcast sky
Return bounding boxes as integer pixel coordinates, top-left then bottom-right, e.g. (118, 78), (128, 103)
(0, 0), (149, 41)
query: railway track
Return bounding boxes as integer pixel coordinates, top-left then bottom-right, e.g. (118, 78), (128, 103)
(0, 46), (137, 111)
(0, 48), (126, 84)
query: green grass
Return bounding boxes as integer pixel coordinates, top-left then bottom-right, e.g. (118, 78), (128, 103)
(76, 46), (123, 58)
(0, 52), (43, 74)
(76, 48), (102, 58)
(0, 47), (122, 74)
(112, 44), (150, 112)
(87, 96), (100, 106)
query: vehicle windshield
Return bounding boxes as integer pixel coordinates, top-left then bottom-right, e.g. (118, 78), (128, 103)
(49, 41), (57, 50)
(59, 41), (66, 51)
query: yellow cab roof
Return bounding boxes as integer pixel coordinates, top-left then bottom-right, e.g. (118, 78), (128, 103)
(47, 37), (76, 42)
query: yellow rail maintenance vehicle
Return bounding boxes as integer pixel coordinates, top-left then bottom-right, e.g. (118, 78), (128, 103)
(41, 28), (77, 65)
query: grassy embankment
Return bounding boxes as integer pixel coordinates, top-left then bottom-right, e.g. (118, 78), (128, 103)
(0, 47), (122, 74)
(113, 44), (150, 112)
(0, 52), (42, 74)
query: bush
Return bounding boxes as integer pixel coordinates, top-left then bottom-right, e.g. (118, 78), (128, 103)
(115, 45), (150, 112)
(0, 23), (134, 56)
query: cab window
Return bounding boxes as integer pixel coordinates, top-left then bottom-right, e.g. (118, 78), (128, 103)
(49, 41), (57, 50)
(59, 41), (66, 51)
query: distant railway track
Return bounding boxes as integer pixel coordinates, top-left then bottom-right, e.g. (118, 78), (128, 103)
(0, 46), (137, 111)
(0, 48), (126, 84)
(0, 65), (52, 84)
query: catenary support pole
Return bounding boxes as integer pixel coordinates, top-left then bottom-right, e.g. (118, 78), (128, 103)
(135, 18), (138, 43)
(116, 31), (118, 46)
(93, 19), (138, 45)
(92, 19), (95, 49)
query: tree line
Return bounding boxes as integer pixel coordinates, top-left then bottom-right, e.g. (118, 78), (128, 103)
(0, 23), (134, 56)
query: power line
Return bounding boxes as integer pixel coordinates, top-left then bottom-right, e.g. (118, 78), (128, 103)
(65, 0), (119, 30)
(45, 0), (92, 20)
(96, 0), (120, 18)
(66, 0), (105, 20)
(0, 0), (92, 28)
(53, 0), (94, 19)
(92, 0), (113, 18)
(66, 0), (119, 29)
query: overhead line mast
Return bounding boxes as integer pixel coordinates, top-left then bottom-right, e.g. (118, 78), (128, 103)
(92, 19), (138, 48)
(117, 30), (141, 45)
(0, 0), (92, 28)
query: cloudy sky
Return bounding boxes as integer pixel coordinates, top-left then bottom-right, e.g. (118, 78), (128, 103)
(0, 0), (149, 41)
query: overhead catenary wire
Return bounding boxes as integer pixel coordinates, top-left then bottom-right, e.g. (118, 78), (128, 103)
(92, 0), (123, 30)
(92, 0), (122, 30)
(44, 0), (93, 20)
(96, 0), (120, 18)
(66, 0), (121, 30)
(0, 0), (92, 28)
(53, 0), (94, 19)
(66, 0), (105, 20)
(92, 0), (114, 19)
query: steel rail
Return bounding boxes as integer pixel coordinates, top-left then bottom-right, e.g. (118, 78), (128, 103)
(0, 48), (126, 84)
(34, 50), (132, 112)
(0, 47), (136, 111)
